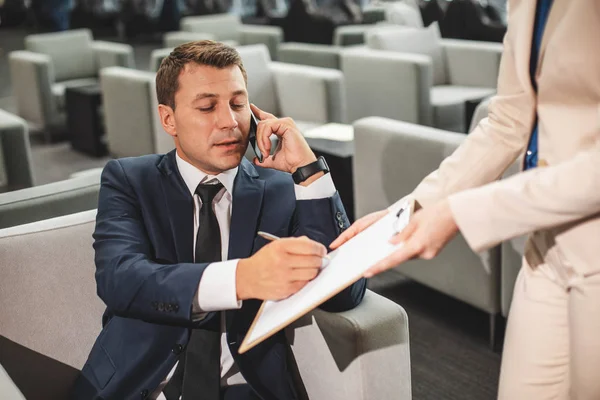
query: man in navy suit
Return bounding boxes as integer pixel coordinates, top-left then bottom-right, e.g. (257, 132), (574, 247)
(71, 40), (366, 400)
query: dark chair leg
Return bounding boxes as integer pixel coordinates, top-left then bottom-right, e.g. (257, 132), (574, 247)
(489, 312), (498, 350)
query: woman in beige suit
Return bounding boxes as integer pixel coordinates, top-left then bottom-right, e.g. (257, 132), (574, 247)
(332, 0), (600, 399)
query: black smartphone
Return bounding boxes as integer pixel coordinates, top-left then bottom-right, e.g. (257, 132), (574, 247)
(248, 111), (263, 163)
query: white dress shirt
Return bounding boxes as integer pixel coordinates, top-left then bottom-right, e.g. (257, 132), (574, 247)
(152, 153), (336, 399)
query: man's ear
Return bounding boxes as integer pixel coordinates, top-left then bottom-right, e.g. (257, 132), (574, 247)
(158, 104), (176, 138)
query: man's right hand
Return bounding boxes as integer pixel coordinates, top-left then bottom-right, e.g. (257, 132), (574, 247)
(236, 236), (327, 301)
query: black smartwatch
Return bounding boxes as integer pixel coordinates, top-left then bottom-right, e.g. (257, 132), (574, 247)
(292, 156), (330, 184)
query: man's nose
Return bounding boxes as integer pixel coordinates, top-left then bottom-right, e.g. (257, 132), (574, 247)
(216, 106), (238, 130)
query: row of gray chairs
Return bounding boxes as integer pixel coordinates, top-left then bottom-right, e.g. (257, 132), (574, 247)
(277, 23), (502, 133)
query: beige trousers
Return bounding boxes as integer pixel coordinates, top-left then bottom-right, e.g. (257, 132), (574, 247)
(498, 257), (600, 400)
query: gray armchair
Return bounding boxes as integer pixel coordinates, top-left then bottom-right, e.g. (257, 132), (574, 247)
(149, 37), (239, 72)
(0, 211), (411, 399)
(0, 174), (101, 229)
(0, 109), (34, 191)
(278, 42), (343, 70)
(341, 24), (502, 131)
(237, 44), (347, 131)
(9, 29), (134, 135)
(180, 14), (283, 60)
(352, 116), (501, 346)
(99, 67), (172, 158)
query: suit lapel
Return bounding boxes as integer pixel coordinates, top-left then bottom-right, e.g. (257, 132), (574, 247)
(226, 159), (265, 336)
(157, 150), (195, 263)
(512, 0), (538, 92)
(535, 0), (568, 76)
(228, 159), (265, 261)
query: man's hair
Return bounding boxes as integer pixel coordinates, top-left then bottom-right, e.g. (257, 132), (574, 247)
(156, 40), (248, 109)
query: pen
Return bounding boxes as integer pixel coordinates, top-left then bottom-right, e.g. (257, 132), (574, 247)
(257, 231), (331, 260)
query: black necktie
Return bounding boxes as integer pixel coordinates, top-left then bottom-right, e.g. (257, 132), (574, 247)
(164, 181), (224, 400)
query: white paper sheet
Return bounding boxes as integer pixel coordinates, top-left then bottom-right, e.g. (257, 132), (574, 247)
(240, 203), (411, 352)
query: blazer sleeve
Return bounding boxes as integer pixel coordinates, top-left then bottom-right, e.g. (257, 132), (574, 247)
(93, 159), (216, 328)
(407, 5), (535, 209)
(448, 140), (600, 252)
(291, 192), (367, 313)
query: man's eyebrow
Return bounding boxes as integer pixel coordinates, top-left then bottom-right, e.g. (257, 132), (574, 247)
(193, 93), (218, 101)
(193, 90), (247, 101)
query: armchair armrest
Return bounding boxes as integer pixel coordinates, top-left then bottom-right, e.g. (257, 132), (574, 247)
(341, 48), (433, 125)
(278, 43), (342, 70)
(238, 25), (283, 61)
(286, 290), (411, 400)
(8, 51), (56, 130)
(442, 39), (503, 88)
(269, 62), (346, 124)
(92, 41), (135, 70)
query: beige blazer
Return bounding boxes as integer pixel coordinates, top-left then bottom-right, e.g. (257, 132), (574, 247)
(408, 0), (600, 275)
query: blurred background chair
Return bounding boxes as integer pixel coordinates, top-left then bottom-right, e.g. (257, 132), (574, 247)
(100, 66), (172, 158)
(352, 116), (502, 346)
(342, 24), (501, 131)
(180, 13), (283, 59)
(237, 44), (347, 130)
(9, 29), (134, 138)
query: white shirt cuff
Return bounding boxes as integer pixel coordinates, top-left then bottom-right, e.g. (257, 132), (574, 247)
(294, 172), (336, 200)
(195, 259), (243, 312)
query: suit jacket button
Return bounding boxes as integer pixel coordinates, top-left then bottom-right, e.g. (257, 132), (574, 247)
(336, 211), (343, 221)
(338, 221), (345, 228)
(172, 344), (184, 355)
(173, 304), (179, 312)
(165, 304), (173, 312)
(158, 303), (165, 312)
(140, 389), (148, 399)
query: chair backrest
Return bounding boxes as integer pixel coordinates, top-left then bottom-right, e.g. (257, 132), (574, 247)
(278, 42), (342, 70)
(181, 14), (241, 42)
(25, 29), (97, 82)
(366, 23), (447, 85)
(163, 31), (216, 48)
(237, 44), (281, 116)
(0, 174), (101, 229)
(270, 62), (346, 124)
(352, 117), (500, 311)
(100, 67), (172, 158)
(385, 2), (424, 27)
(0, 211), (104, 399)
(341, 47), (432, 124)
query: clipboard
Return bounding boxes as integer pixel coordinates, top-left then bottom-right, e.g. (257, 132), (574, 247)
(238, 198), (416, 354)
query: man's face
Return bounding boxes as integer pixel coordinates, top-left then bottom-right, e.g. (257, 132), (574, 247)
(160, 63), (251, 175)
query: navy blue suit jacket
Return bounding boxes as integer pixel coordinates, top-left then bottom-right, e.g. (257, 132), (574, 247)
(71, 150), (366, 400)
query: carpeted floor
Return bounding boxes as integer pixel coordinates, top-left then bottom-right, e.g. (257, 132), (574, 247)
(0, 26), (503, 400)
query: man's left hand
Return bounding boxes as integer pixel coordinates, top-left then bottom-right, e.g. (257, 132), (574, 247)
(364, 199), (459, 278)
(250, 104), (317, 179)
